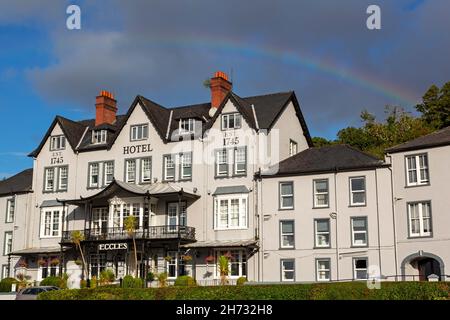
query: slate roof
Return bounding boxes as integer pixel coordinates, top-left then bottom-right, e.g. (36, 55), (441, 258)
(260, 145), (387, 177)
(30, 90), (313, 157)
(0, 168), (33, 196)
(385, 126), (450, 153)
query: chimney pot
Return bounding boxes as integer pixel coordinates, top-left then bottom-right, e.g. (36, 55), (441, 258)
(95, 90), (117, 126)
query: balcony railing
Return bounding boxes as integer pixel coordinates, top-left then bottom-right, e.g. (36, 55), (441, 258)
(61, 225), (195, 243)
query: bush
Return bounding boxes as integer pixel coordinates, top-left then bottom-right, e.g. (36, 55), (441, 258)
(146, 272), (155, 282)
(40, 276), (63, 288)
(100, 269), (115, 285)
(122, 275), (144, 288)
(174, 276), (197, 287)
(38, 282), (450, 300)
(80, 279), (87, 289)
(156, 272), (168, 288)
(0, 278), (19, 292)
(236, 277), (247, 286)
(90, 276), (97, 289)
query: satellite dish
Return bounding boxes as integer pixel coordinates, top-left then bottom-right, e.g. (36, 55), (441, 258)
(208, 107), (217, 117)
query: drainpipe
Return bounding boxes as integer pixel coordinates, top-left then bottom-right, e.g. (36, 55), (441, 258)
(386, 154), (399, 280)
(374, 169), (383, 276)
(333, 169), (340, 281)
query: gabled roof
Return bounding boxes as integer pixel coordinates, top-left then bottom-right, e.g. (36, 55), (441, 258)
(30, 89), (313, 156)
(260, 145), (387, 178)
(385, 126), (450, 153)
(0, 168), (33, 196)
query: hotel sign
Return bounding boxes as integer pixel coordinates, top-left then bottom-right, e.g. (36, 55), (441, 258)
(98, 243), (128, 251)
(123, 143), (153, 155)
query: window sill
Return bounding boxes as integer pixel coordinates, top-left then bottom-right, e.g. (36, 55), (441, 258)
(313, 205), (330, 209)
(279, 247), (295, 250)
(278, 207), (294, 211)
(351, 244), (368, 248)
(407, 234), (433, 239)
(313, 246), (331, 249)
(405, 183), (430, 188)
(349, 204), (366, 207)
(214, 227), (248, 231)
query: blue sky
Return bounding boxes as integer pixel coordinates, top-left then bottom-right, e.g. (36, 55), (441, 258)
(0, 0), (449, 179)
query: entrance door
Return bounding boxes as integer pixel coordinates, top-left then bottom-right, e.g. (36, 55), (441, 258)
(167, 202), (186, 232)
(418, 258), (441, 281)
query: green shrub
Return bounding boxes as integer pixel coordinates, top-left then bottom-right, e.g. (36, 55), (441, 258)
(0, 278), (19, 292)
(174, 276), (197, 287)
(38, 282), (450, 300)
(90, 276), (97, 289)
(236, 277), (247, 286)
(146, 272), (155, 282)
(156, 272), (168, 288)
(100, 269), (115, 285)
(40, 276), (63, 288)
(122, 275), (144, 288)
(80, 279), (87, 288)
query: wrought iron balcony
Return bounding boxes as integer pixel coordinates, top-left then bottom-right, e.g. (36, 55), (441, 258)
(61, 225), (195, 243)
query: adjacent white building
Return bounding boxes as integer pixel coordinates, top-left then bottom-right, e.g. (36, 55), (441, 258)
(0, 71), (448, 286)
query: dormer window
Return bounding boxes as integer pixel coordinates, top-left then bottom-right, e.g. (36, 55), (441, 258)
(179, 118), (195, 134)
(92, 130), (107, 144)
(50, 135), (66, 151)
(221, 113), (242, 130)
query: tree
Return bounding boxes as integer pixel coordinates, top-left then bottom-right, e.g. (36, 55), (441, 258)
(124, 215), (139, 278)
(416, 82), (450, 129)
(312, 137), (334, 147)
(218, 255), (229, 285)
(70, 230), (88, 281)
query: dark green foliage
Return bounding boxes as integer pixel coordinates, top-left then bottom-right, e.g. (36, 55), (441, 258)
(174, 276), (197, 287)
(146, 272), (155, 282)
(416, 82), (450, 129)
(40, 276), (64, 288)
(0, 277), (18, 292)
(312, 137), (334, 148)
(38, 282), (450, 300)
(122, 275), (144, 288)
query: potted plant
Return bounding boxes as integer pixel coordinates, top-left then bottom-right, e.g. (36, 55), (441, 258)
(181, 254), (193, 262)
(38, 258), (47, 267)
(164, 255), (173, 263)
(204, 255), (214, 265)
(50, 258), (60, 266)
(17, 258), (28, 268)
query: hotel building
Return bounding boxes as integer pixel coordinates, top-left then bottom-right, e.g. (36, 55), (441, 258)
(0, 72), (448, 287)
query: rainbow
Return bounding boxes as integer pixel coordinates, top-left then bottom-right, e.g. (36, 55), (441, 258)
(136, 34), (418, 106)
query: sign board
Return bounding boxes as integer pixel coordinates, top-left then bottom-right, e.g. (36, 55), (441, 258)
(98, 243), (128, 251)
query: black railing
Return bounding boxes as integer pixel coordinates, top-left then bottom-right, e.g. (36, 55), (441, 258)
(61, 225), (195, 243)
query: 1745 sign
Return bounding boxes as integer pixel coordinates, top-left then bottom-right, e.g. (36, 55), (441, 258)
(223, 131), (239, 146)
(50, 152), (64, 165)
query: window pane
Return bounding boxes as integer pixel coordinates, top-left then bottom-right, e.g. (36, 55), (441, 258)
(316, 220), (329, 232)
(317, 234), (329, 246)
(281, 221), (294, 233)
(315, 180), (328, 192)
(281, 183), (293, 195)
(354, 233), (367, 244)
(352, 192), (365, 204)
(282, 196), (293, 208)
(351, 178), (365, 191)
(283, 260), (294, 270)
(283, 235), (294, 247)
(352, 218), (366, 230)
(355, 259), (367, 269)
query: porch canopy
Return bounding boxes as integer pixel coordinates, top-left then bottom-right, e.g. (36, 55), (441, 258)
(9, 246), (66, 256)
(181, 239), (258, 249)
(59, 179), (200, 206)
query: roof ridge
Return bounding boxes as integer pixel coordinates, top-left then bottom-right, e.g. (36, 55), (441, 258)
(242, 90), (293, 100)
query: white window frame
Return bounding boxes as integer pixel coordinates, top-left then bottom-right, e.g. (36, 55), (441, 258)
(1, 264), (9, 280)
(353, 258), (368, 280)
(280, 220), (295, 249)
(313, 179), (329, 208)
(233, 147), (246, 176)
(40, 208), (62, 238)
(125, 159), (136, 183)
(92, 130), (107, 144)
(314, 219), (330, 248)
(140, 157), (152, 183)
(214, 194), (248, 230)
(408, 201), (432, 237)
(289, 139), (298, 156)
(221, 113), (242, 130)
(179, 118), (195, 134)
(281, 259), (295, 282)
(88, 163), (100, 188)
(406, 154), (429, 186)
(279, 182), (294, 210)
(216, 149), (229, 177)
(6, 198), (15, 223)
(58, 166), (68, 191)
(104, 161), (114, 185)
(316, 258), (331, 282)
(130, 124), (149, 141)
(351, 217), (368, 247)
(180, 153), (192, 180)
(44, 168), (55, 192)
(349, 176), (366, 206)
(163, 155), (175, 181)
(50, 135), (66, 151)
(215, 249), (247, 279)
(3, 232), (13, 255)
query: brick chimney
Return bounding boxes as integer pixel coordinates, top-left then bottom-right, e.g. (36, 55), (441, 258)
(210, 71), (232, 109)
(95, 90), (117, 126)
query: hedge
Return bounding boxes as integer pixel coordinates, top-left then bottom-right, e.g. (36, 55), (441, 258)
(0, 278), (18, 292)
(38, 282), (450, 300)
(174, 276), (197, 287)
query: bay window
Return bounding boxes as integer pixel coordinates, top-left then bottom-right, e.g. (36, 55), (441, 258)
(214, 194), (247, 229)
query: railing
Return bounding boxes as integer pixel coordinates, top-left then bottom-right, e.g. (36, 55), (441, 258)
(61, 225), (195, 243)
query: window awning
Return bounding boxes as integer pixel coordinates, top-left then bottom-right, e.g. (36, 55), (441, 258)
(40, 200), (63, 208)
(59, 179), (200, 206)
(181, 239), (257, 249)
(9, 246), (66, 256)
(212, 185), (250, 196)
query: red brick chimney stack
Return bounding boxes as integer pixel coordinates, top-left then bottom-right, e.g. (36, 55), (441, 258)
(95, 90), (117, 126)
(210, 71), (232, 109)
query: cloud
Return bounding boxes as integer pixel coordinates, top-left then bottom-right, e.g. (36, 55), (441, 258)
(8, 0), (449, 138)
